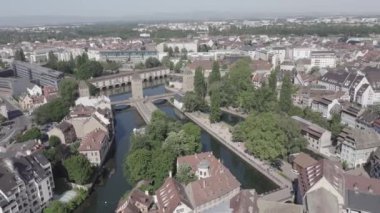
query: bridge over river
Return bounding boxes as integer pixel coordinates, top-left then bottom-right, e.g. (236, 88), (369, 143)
(110, 72), (178, 123)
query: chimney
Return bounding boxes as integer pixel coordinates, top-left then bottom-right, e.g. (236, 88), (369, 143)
(353, 183), (359, 194)
(368, 185), (373, 194)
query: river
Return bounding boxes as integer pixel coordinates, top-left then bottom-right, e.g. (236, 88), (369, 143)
(75, 84), (277, 213)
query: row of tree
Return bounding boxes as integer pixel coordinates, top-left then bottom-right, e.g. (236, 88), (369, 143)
(44, 52), (103, 80)
(124, 111), (202, 191)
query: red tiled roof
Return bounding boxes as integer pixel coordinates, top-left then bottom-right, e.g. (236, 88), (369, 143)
(187, 60), (214, 71)
(345, 174), (380, 195)
(177, 152), (241, 207)
(156, 177), (192, 213)
(78, 129), (108, 152)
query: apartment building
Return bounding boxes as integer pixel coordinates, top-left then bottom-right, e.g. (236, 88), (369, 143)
(12, 61), (64, 88)
(310, 51), (337, 68)
(339, 127), (380, 169)
(291, 116), (332, 155)
(0, 153), (54, 213)
(78, 129), (110, 166)
(47, 121), (77, 145)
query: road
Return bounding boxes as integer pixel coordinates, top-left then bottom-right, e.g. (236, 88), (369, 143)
(0, 97), (30, 146)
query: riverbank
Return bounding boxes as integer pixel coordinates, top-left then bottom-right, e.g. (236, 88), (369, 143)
(185, 111), (293, 201)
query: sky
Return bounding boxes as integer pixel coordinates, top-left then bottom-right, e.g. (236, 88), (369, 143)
(1, 0), (380, 18)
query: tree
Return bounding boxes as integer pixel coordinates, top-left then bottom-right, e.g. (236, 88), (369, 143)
(174, 46), (180, 54)
(75, 61), (103, 80)
(33, 99), (69, 125)
(268, 69), (278, 93)
(181, 123), (201, 142)
(194, 67), (207, 98)
(75, 52), (89, 68)
(329, 113), (344, 139)
(145, 57), (161, 68)
(46, 51), (58, 69)
(163, 130), (202, 156)
(183, 91), (207, 112)
(14, 49), (26, 61)
(168, 47), (174, 57)
(279, 73), (293, 113)
(124, 149), (152, 184)
(63, 154), (93, 185)
(220, 59), (254, 108)
(174, 60), (183, 73)
(210, 88), (221, 123)
(59, 79), (78, 105)
(208, 61), (221, 85)
(176, 164), (196, 185)
(17, 127), (41, 142)
(235, 113), (306, 161)
(44, 201), (68, 213)
(49, 136), (61, 147)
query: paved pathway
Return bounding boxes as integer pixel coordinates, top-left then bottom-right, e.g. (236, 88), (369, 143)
(185, 111), (293, 202)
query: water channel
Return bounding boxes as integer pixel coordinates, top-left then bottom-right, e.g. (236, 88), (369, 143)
(75, 84), (277, 213)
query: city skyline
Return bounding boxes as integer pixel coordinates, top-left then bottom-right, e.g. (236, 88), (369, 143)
(2, 0), (380, 18)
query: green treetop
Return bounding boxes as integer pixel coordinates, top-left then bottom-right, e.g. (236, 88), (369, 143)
(63, 154), (93, 185)
(279, 73), (293, 113)
(194, 67), (207, 98)
(208, 61), (221, 85)
(14, 49), (26, 61)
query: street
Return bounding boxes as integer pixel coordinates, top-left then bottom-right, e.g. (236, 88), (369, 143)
(0, 97), (31, 146)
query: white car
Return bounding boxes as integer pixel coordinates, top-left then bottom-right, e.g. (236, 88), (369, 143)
(291, 169), (299, 175)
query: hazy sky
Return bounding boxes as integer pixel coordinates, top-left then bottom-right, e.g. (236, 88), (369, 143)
(1, 0), (380, 17)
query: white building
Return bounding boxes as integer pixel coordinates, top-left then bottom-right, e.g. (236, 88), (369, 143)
(311, 97), (341, 120)
(339, 128), (380, 169)
(157, 41), (198, 53)
(0, 153), (54, 213)
(292, 48), (314, 60)
(27, 84), (43, 96)
(75, 95), (111, 110)
(78, 129), (110, 167)
(310, 51), (337, 68)
(292, 116), (332, 156)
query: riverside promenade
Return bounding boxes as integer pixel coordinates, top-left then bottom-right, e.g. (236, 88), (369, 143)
(185, 111), (293, 202)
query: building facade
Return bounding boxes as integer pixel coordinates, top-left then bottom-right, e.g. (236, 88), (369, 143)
(12, 61), (64, 88)
(0, 153), (54, 213)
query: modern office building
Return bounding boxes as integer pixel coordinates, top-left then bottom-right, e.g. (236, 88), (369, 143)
(12, 61), (64, 88)
(0, 153), (54, 213)
(310, 51), (337, 68)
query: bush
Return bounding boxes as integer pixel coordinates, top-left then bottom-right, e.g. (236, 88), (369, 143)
(63, 154), (93, 185)
(17, 127), (41, 142)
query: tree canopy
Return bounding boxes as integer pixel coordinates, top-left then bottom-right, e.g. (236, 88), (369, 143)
(279, 73), (293, 113)
(33, 99), (69, 125)
(145, 57), (161, 68)
(59, 79), (78, 105)
(124, 111), (202, 191)
(194, 67), (207, 98)
(233, 112), (306, 161)
(75, 60), (103, 80)
(44, 201), (69, 213)
(208, 61), (221, 85)
(63, 154), (93, 185)
(17, 127), (41, 142)
(14, 49), (26, 61)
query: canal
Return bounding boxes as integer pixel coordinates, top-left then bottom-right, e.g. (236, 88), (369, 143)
(75, 84), (277, 213)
